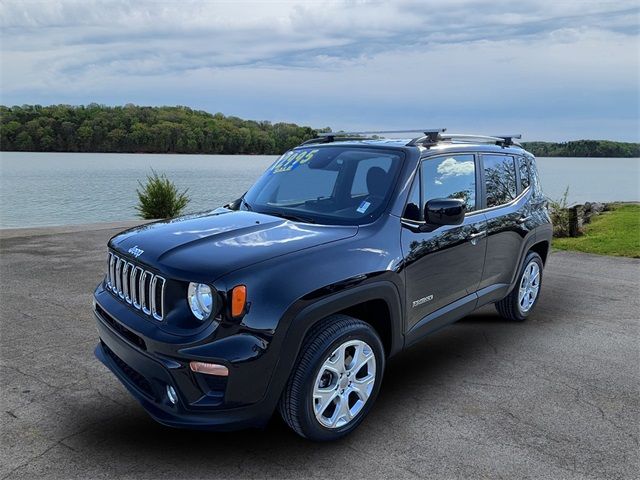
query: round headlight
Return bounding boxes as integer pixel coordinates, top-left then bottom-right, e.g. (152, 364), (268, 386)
(187, 283), (214, 321)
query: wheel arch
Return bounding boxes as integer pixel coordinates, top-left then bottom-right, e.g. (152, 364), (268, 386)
(264, 280), (404, 414)
(288, 281), (404, 359)
(530, 240), (550, 264)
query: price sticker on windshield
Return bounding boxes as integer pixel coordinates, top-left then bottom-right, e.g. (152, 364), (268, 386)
(269, 149), (319, 174)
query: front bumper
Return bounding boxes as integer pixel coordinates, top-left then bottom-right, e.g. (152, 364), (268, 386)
(94, 297), (275, 430)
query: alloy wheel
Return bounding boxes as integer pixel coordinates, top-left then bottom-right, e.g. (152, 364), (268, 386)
(312, 339), (377, 429)
(518, 260), (540, 313)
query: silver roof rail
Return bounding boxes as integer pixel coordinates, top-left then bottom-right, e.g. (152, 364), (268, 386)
(299, 129), (522, 147)
(437, 133), (523, 147)
(300, 128), (446, 146)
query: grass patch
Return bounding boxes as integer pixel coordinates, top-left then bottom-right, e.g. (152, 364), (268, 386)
(553, 203), (640, 258)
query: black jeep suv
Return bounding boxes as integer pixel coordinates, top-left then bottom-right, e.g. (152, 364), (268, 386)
(93, 129), (552, 441)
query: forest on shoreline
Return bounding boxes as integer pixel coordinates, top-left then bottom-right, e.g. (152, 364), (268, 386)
(1, 104), (638, 157)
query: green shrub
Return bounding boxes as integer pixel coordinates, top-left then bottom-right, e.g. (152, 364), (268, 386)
(136, 170), (190, 219)
(549, 186), (570, 237)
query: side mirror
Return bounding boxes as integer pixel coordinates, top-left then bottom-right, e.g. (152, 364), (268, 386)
(424, 198), (466, 226)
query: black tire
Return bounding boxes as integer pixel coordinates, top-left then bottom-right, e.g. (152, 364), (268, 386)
(495, 251), (544, 321)
(278, 314), (385, 441)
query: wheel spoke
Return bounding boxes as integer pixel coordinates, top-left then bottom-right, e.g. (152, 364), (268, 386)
(350, 344), (373, 375)
(314, 388), (338, 419)
(530, 284), (539, 298)
(325, 345), (346, 375)
(329, 394), (351, 427)
(352, 375), (375, 402)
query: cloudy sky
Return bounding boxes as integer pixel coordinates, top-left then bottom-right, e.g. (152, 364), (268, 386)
(1, 0), (638, 141)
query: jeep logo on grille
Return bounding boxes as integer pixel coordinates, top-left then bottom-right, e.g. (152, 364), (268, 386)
(127, 245), (144, 258)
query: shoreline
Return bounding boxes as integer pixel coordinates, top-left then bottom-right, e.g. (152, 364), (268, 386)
(0, 219), (153, 239)
(1, 150), (639, 159)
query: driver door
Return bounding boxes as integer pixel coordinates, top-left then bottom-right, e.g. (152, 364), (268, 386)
(401, 154), (487, 340)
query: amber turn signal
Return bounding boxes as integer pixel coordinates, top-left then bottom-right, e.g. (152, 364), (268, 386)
(231, 285), (247, 318)
(189, 361), (229, 377)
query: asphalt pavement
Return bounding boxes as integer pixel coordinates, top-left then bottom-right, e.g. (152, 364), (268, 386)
(1, 223), (638, 479)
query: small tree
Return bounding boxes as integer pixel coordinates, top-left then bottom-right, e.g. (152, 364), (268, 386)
(548, 186), (570, 237)
(136, 170), (190, 219)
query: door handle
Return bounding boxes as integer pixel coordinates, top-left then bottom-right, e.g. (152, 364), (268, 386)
(517, 215), (532, 224)
(468, 230), (487, 244)
(468, 230), (487, 239)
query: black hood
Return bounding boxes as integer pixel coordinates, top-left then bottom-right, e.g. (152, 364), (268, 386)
(109, 209), (358, 282)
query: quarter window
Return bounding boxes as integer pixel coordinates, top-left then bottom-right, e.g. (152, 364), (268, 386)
(403, 174), (421, 221)
(518, 156), (531, 191)
(421, 155), (476, 212)
(483, 155), (517, 208)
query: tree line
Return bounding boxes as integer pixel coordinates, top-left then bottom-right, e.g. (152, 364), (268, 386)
(521, 140), (639, 158)
(1, 104), (638, 157)
(0, 104), (327, 154)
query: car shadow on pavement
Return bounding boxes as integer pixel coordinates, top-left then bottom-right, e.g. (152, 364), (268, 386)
(70, 308), (520, 468)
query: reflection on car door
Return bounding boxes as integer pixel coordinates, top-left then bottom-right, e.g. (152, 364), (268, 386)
(401, 154), (488, 340)
(478, 154), (533, 292)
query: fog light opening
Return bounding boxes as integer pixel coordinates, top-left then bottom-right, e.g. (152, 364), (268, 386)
(166, 385), (178, 405)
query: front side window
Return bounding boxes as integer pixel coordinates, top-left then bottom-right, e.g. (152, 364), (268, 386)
(421, 154), (476, 212)
(483, 155), (517, 208)
(243, 146), (403, 225)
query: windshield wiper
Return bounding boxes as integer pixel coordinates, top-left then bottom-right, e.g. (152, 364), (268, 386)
(241, 197), (253, 211)
(267, 211), (316, 224)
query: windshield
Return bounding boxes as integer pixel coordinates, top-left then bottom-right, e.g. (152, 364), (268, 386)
(243, 146), (404, 225)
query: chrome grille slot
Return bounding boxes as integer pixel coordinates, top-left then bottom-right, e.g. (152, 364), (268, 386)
(106, 253), (113, 288)
(151, 276), (165, 321)
(131, 266), (143, 309)
(105, 252), (166, 321)
(115, 257), (123, 296)
(140, 271), (151, 315)
(121, 262), (130, 301)
(109, 254), (117, 293)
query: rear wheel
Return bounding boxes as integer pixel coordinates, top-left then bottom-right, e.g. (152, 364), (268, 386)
(278, 314), (384, 441)
(495, 251), (544, 321)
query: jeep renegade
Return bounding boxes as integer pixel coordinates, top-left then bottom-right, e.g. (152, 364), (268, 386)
(93, 129), (552, 441)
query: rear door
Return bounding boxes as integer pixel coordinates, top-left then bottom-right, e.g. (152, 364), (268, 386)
(478, 153), (533, 290)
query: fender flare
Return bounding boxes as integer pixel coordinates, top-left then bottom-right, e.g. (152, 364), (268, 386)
(508, 232), (548, 292)
(261, 280), (404, 411)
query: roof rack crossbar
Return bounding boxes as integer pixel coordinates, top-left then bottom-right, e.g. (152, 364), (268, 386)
(301, 128), (447, 146)
(405, 128), (448, 146)
(491, 134), (522, 146)
(317, 129), (444, 137)
(438, 133), (523, 147)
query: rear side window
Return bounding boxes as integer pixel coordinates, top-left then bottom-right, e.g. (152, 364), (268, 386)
(518, 156), (531, 190)
(483, 155), (517, 208)
(421, 154), (476, 212)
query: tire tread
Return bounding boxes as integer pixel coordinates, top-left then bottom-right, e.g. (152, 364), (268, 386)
(278, 314), (374, 439)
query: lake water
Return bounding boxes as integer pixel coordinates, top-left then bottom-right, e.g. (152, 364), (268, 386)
(0, 152), (638, 229)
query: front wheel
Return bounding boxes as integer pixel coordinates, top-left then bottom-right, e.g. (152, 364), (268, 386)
(495, 251), (544, 321)
(278, 315), (385, 441)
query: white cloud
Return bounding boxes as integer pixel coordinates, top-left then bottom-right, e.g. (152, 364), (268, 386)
(436, 158), (475, 183)
(0, 0), (638, 140)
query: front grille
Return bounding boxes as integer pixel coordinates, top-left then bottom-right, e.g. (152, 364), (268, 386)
(105, 252), (166, 321)
(96, 303), (147, 351)
(101, 341), (155, 399)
